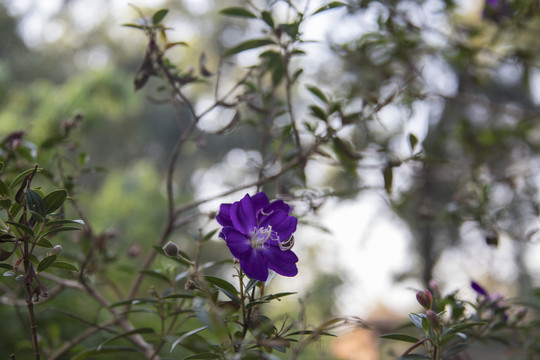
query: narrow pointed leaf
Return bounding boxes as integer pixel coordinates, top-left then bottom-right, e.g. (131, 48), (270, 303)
(171, 326), (208, 352)
(306, 85), (328, 103)
(183, 353), (221, 359)
(7, 220), (34, 237)
(50, 261), (79, 271)
(0, 179), (9, 197)
(380, 333), (420, 343)
(220, 7), (257, 18)
(205, 275), (240, 304)
(442, 343), (470, 359)
(312, 1), (346, 15)
(40, 226), (82, 238)
(152, 9), (169, 24)
(37, 254), (57, 273)
(224, 39), (275, 57)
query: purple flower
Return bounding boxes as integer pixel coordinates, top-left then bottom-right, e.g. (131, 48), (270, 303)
(471, 281), (489, 297)
(217, 192), (298, 281)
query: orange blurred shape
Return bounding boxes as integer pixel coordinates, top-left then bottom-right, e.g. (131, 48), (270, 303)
(331, 328), (379, 360)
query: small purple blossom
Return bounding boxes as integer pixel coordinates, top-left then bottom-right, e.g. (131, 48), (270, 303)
(471, 281), (489, 297)
(217, 192), (298, 282)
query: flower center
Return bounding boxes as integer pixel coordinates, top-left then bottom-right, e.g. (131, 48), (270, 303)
(250, 226), (276, 249)
(249, 225), (295, 251)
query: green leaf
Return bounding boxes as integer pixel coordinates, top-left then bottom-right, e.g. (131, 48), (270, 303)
(72, 346), (139, 359)
(0, 198), (11, 210)
(309, 105), (327, 120)
(408, 313), (425, 330)
(380, 333), (420, 343)
(203, 229), (219, 242)
(9, 167), (40, 190)
(306, 85), (328, 103)
(0, 179), (9, 197)
(223, 38), (275, 58)
(312, 1), (346, 15)
(383, 165), (393, 194)
(261, 11), (274, 28)
(261, 292), (297, 301)
(204, 275), (240, 304)
(183, 353), (221, 359)
(28, 210), (44, 223)
(109, 298), (158, 308)
(245, 300), (270, 310)
(26, 189), (47, 218)
(0, 247), (15, 261)
(98, 328), (155, 351)
(122, 23), (144, 30)
(152, 9), (169, 25)
(40, 226), (82, 238)
(7, 220), (34, 237)
(0, 263), (12, 270)
(37, 254), (57, 273)
(0, 162), (3, 173)
(286, 330), (336, 337)
(442, 343), (470, 359)
(446, 321), (487, 334)
(161, 293), (194, 300)
(220, 7), (257, 18)
(278, 23), (299, 39)
(397, 355), (431, 360)
(245, 278), (260, 293)
(408, 133), (419, 150)
(50, 261), (79, 272)
(78, 152), (90, 166)
(36, 238), (53, 248)
(46, 219), (85, 227)
(171, 326), (208, 352)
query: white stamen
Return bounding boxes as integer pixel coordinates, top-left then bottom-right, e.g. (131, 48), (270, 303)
(278, 236), (295, 251)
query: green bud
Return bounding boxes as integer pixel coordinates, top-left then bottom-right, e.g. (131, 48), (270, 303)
(162, 241), (179, 257)
(51, 245), (62, 256)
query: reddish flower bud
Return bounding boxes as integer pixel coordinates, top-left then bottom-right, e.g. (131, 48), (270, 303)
(426, 310), (440, 332)
(416, 290), (433, 310)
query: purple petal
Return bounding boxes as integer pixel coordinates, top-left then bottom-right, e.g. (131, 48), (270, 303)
(264, 246), (298, 277)
(221, 227), (251, 259)
(252, 192), (270, 212)
(271, 216), (297, 242)
(230, 194), (257, 235)
(267, 200), (292, 214)
(259, 209), (288, 229)
(471, 281), (488, 297)
(216, 203), (233, 226)
(239, 249), (269, 281)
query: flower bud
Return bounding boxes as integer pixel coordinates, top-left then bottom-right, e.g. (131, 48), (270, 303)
(426, 310), (440, 332)
(162, 241), (179, 257)
(416, 290), (433, 310)
(516, 307), (528, 322)
(51, 245), (62, 256)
